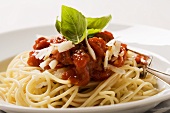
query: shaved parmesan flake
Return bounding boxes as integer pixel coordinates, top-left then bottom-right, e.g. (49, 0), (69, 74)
(34, 46), (53, 60)
(49, 60), (58, 69)
(110, 44), (115, 59)
(44, 46), (54, 60)
(51, 41), (75, 53)
(85, 37), (96, 60)
(36, 82), (48, 89)
(106, 39), (121, 58)
(106, 39), (116, 46)
(33, 49), (47, 60)
(107, 64), (125, 74)
(105, 39), (123, 68)
(114, 41), (121, 57)
(104, 50), (109, 68)
(39, 58), (51, 70)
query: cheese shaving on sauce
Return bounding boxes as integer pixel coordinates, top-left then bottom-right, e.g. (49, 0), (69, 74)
(106, 39), (116, 46)
(39, 58), (52, 70)
(49, 60), (58, 69)
(51, 41), (75, 53)
(32, 39), (75, 70)
(104, 39), (122, 69)
(33, 46), (53, 60)
(85, 37), (96, 60)
(114, 41), (121, 57)
(106, 39), (121, 57)
(104, 50), (109, 68)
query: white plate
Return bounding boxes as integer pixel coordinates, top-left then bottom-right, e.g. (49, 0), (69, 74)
(0, 24), (170, 113)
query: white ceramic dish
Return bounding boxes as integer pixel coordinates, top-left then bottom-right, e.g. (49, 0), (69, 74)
(0, 24), (170, 113)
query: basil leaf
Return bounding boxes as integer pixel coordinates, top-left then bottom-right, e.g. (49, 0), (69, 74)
(88, 29), (101, 36)
(55, 16), (61, 33)
(61, 5), (86, 44)
(87, 15), (112, 29)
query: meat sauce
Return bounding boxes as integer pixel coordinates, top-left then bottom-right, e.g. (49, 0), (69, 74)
(27, 31), (143, 86)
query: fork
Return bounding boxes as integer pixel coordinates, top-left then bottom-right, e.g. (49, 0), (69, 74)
(128, 48), (170, 84)
(146, 66), (170, 84)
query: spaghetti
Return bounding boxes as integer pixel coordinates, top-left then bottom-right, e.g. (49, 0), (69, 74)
(0, 44), (160, 108)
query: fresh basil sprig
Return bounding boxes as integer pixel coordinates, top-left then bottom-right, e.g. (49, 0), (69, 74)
(56, 16), (61, 33)
(87, 15), (112, 29)
(55, 5), (112, 44)
(57, 5), (87, 44)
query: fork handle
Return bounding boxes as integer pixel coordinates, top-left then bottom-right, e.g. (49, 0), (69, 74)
(146, 67), (170, 84)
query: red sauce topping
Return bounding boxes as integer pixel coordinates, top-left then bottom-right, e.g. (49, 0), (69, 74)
(33, 37), (50, 50)
(27, 31), (128, 86)
(94, 31), (114, 42)
(50, 36), (66, 44)
(27, 51), (43, 66)
(52, 50), (73, 65)
(88, 37), (107, 57)
(135, 54), (148, 65)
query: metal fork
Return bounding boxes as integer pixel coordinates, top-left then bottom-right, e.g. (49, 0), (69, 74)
(146, 66), (170, 84)
(128, 48), (170, 84)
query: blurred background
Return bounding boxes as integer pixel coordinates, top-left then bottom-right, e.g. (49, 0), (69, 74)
(0, 0), (170, 33)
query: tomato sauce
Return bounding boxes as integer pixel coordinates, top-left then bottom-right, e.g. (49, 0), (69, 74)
(27, 31), (135, 86)
(88, 37), (107, 57)
(33, 37), (50, 50)
(135, 54), (148, 65)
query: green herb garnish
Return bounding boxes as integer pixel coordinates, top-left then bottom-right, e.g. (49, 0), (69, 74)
(87, 15), (112, 29)
(55, 5), (112, 44)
